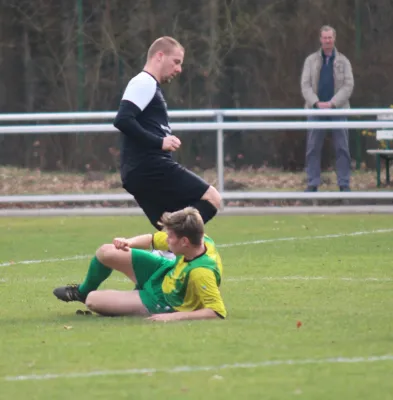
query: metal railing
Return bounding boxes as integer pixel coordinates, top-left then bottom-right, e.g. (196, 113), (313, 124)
(1, 108), (393, 204)
(1, 108), (393, 121)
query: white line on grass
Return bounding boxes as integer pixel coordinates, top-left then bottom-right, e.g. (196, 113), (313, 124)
(1, 228), (393, 269)
(112, 276), (393, 283)
(0, 255), (89, 268)
(216, 228), (393, 248)
(225, 276), (393, 283)
(1, 275), (392, 284)
(5, 354), (393, 382)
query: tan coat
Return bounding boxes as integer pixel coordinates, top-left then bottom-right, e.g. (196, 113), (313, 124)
(300, 48), (354, 109)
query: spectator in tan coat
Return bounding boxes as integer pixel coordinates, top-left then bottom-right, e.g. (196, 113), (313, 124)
(301, 25), (354, 192)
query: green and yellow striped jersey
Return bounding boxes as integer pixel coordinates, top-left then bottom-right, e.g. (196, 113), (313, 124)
(152, 231), (226, 318)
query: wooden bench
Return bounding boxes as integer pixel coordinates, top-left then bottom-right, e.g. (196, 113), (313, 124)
(366, 114), (393, 187)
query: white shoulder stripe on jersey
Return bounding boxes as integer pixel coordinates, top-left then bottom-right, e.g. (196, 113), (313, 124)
(122, 71), (157, 111)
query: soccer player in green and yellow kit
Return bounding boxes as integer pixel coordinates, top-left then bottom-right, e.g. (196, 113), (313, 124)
(53, 207), (226, 321)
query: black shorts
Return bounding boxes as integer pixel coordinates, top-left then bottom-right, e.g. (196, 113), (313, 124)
(122, 162), (209, 229)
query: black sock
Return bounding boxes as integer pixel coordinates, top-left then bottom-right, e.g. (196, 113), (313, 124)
(191, 199), (217, 224)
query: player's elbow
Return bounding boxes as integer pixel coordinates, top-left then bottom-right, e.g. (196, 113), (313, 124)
(113, 115), (120, 130)
(205, 308), (225, 319)
(113, 102), (135, 133)
(113, 114), (127, 133)
(114, 115), (138, 138)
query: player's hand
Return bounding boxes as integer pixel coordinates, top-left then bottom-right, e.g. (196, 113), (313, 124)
(146, 313), (180, 322)
(112, 237), (130, 251)
(162, 135), (181, 151)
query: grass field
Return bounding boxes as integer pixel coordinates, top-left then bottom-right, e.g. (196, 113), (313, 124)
(1, 214), (393, 399)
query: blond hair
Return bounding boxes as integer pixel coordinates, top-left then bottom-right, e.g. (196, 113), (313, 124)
(147, 36), (184, 60)
(160, 207), (204, 246)
(320, 25), (336, 37)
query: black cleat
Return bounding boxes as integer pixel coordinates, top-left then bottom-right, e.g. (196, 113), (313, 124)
(53, 284), (86, 303)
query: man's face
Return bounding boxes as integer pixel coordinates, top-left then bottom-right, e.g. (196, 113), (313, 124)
(320, 29), (335, 53)
(166, 229), (187, 255)
(159, 47), (184, 83)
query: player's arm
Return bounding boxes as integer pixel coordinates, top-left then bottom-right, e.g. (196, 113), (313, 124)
(113, 234), (153, 251)
(113, 77), (163, 149)
(152, 231), (170, 251)
(184, 268), (226, 319)
(147, 308), (217, 322)
(114, 230), (170, 251)
(147, 268), (226, 322)
(114, 231), (170, 252)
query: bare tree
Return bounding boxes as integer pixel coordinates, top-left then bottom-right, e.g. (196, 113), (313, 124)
(1, 0), (392, 171)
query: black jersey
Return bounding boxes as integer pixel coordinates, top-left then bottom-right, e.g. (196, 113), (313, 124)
(114, 71), (174, 180)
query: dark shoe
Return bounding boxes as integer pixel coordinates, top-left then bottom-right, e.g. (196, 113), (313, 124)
(53, 284), (86, 303)
(339, 186), (351, 192)
(305, 186), (318, 192)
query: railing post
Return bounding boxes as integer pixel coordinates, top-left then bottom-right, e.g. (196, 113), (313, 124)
(356, 129), (361, 170)
(216, 112), (224, 193)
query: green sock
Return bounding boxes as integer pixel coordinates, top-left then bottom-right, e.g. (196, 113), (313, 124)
(78, 256), (113, 295)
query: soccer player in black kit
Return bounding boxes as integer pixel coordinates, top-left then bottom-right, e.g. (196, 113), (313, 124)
(114, 36), (221, 230)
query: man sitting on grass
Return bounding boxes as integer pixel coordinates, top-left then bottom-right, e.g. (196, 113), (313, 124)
(53, 207), (226, 322)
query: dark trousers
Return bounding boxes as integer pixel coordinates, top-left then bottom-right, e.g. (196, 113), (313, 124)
(305, 116), (351, 187)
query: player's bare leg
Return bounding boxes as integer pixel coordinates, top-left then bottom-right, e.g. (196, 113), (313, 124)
(85, 290), (149, 316)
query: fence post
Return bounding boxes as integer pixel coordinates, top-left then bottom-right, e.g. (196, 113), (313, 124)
(356, 130), (361, 170)
(216, 112), (224, 192)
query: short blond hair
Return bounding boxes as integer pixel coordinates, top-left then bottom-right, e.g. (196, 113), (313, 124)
(147, 36), (184, 59)
(160, 207), (204, 246)
(320, 25), (336, 37)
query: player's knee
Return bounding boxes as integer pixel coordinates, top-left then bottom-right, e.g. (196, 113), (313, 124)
(192, 196), (219, 225)
(201, 185), (222, 210)
(95, 243), (115, 262)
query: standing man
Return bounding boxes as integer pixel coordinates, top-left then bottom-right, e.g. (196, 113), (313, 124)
(114, 36), (221, 229)
(301, 26), (354, 192)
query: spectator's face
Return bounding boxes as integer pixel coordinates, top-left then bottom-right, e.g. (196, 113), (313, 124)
(320, 29), (335, 53)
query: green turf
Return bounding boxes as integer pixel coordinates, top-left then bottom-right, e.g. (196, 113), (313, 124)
(1, 215), (393, 399)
